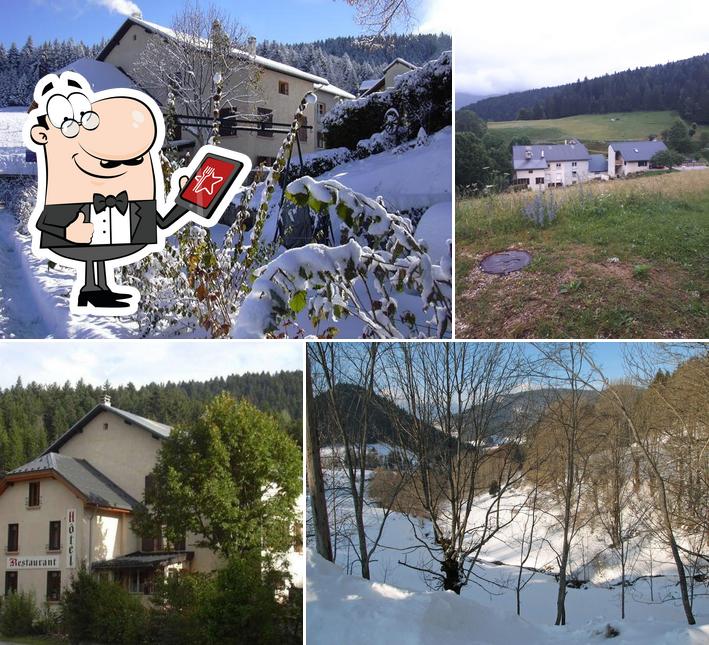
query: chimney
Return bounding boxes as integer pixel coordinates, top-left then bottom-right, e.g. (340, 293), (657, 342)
(540, 149), (545, 158)
(102, 393), (112, 407)
(524, 146), (532, 160)
(131, 10), (142, 19)
(247, 36), (257, 55)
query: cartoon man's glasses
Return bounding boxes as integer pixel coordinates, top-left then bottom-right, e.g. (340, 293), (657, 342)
(46, 92), (100, 138)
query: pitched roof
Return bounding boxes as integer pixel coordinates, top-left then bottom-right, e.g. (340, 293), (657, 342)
(512, 142), (590, 170)
(319, 84), (356, 100)
(609, 140), (668, 161)
(383, 58), (418, 73)
(589, 154), (607, 173)
(43, 403), (171, 454)
(57, 58), (137, 92)
(98, 16), (336, 87)
(8, 453), (138, 510)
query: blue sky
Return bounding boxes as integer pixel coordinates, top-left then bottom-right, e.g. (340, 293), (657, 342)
(1, 0), (446, 47)
(0, 340), (303, 388)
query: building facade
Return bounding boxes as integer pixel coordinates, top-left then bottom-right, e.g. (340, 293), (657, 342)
(96, 16), (355, 166)
(0, 401), (221, 605)
(512, 142), (591, 191)
(607, 140), (668, 177)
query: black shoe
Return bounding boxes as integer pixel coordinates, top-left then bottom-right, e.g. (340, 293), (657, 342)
(107, 291), (133, 300)
(77, 290), (132, 308)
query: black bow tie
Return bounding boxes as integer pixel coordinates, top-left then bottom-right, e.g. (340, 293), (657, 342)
(93, 191), (129, 215)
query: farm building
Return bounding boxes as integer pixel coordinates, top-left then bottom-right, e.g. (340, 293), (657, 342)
(607, 140), (668, 177)
(0, 399), (302, 604)
(512, 141), (590, 191)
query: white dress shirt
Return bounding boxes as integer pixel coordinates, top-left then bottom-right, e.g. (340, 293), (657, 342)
(90, 203), (132, 245)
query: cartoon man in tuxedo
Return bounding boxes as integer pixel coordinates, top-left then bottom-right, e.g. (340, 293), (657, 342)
(25, 71), (250, 315)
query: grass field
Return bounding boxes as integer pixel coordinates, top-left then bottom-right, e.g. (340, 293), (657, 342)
(487, 111), (709, 154)
(456, 170), (709, 339)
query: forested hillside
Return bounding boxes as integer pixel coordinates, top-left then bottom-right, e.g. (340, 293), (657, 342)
(0, 37), (104, 107)
(257, 33), (451, 93)
(0, 371), (302, 473)
(0, 32), (450, 107)
(463, 52), (709, 124)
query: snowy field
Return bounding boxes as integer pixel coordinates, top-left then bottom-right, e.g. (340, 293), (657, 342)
(0, 107), (35, 176)
(307, 453), (709, 645)
(0, 99), (451, 338)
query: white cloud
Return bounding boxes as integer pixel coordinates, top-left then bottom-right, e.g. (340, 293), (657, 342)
(91, 0), (141, 17)
(415, 0), (452, 34)
(455, 0), (709, 96)
(0, 341), (303, 389)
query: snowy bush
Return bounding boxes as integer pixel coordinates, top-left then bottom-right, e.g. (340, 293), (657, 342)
(322, 51), (451, 150)
(235, 177), (452, 339)
(287, 147), (354, 182)
(0, 176), (37, 235)
(122, 93), (315, 337)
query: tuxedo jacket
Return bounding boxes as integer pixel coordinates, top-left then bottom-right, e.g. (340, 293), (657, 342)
(35, 200), (182, 249)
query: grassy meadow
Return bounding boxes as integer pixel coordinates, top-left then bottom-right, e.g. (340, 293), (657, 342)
(455, 170), (709, 339)
(487, 111), (709, 153)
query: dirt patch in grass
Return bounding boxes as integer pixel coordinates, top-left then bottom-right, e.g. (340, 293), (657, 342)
(456, 243), (706, 338)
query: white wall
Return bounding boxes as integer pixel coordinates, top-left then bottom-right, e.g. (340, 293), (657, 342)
(514, 168), (546, 191)
(57, 410), (161, 502)
(0, 477), (83, 603)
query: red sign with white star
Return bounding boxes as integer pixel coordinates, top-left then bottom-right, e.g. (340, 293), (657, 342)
(180, 156), (238, 208)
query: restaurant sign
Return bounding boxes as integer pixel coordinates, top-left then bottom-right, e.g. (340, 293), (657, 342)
(7, 556), (60, 569)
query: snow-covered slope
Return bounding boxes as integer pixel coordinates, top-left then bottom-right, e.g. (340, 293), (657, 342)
(308, 466), (709, 644)
(318, 127), (452, 212)
(307, 547), (709, 645)
(307, 549), (550, 645)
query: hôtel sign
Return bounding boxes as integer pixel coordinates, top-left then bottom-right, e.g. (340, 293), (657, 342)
(7, 556), (60, 569)
(67, 508), (76, 568)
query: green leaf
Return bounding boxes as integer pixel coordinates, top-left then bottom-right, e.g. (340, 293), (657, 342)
(289, 290), (307, 313)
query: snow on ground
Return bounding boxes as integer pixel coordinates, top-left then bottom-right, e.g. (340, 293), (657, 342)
(318, 126), (452, 213)
(0, 116), (450, 338)
(307, 549), (709, 645)
(0, 108), (35, 176)
(308, 462), (709, 644)
(307, 549), (550, 645)
(0, 210), (136, 338)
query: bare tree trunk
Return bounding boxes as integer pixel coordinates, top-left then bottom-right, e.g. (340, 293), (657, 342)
(621, 547), (626, 620)
(306, 353), (333, 561)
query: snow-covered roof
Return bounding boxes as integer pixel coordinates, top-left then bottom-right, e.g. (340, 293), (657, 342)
(383, 57), (418, 73)
(359, 79), (379, 91)
(57, 57), (137, 92)
(318, 84), (356, 100)
(100, 16), (350, 92)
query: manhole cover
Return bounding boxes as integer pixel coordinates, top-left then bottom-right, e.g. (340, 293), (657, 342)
(480, 250), (532, 275)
